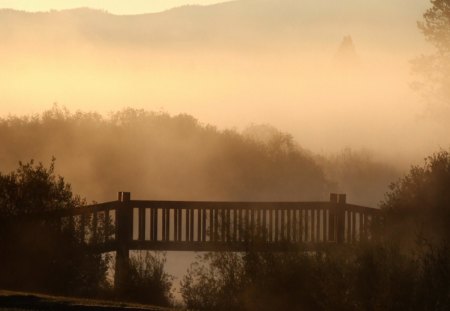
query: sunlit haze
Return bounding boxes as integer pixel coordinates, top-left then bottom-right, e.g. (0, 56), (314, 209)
(0, 0), (225, 14)
(1, 0), (442, 163)
(1, 1), (450, 306)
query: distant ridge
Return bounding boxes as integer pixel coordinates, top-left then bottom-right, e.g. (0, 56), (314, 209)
(0, 1), (422, 49)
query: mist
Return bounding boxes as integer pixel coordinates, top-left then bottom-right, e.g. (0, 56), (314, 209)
(2, 1), (450, 307)
(1, 0), (446, 168)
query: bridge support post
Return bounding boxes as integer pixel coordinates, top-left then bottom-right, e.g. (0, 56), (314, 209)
(115, 191), (133, 291)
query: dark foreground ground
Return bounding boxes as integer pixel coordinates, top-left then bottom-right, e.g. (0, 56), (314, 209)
(0, 290), (172, 310)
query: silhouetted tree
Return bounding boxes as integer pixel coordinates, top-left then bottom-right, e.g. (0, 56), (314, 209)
(0, 159), (110, 296)
(381, 150), (450, 246)
(379, 150), (450, 309)
(0, 106), (331, 202)
(412, 0), (450, 119)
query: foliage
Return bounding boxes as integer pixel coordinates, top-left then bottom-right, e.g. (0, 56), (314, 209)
(0, 158), (83, 216)
(182, 149), (450, 311)
(0, 106), (403, 207)
(318, 148), (399, 206)
(415, 242), (450, 310)
(181, 243), (450, 311)
(0, 159), (110, 296)
(181, 252), (245, 311)
(412, 0), (450, 119)
(381, 150), (450, 246)
(0, 106), (330, 202)
(119, 251), (173, 306)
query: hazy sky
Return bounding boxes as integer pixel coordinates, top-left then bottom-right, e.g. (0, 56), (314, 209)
(0, 0), (225, 14)
(1, 0), (446, 162)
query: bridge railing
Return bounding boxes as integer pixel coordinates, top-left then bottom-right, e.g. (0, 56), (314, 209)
(16, 192), (380, 288)
(25, 192), (379, 252)
(124, 198), (377, 251)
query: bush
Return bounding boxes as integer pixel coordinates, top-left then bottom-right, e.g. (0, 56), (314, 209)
(119, 251), (173, 306)
(381, 150), (450, 247)
(0, 159), (110, 296)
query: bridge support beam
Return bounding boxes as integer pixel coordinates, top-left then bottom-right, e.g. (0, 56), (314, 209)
(114, 191), (132, 291)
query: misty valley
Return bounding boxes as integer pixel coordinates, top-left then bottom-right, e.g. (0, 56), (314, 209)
(0, 0), (450, 310)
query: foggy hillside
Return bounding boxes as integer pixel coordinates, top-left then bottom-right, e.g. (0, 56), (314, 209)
(0, 107), (399, 206)
(0, 0), (427, 50)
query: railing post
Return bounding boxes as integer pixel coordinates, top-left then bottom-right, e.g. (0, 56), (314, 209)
(115, 191), (132, 291)
(336, 194), (346, 244)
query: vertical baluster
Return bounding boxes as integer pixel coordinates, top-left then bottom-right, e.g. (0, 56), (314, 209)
(262, 209), (267, 241)
(167, 209), (171, 241)
(149, 208), (153, 241)
(102, 212), (108, 242)
(287, 209), (291, 242)
(238, 209), (242, 242)
(274, 209), (279, 242)
(305, 210), (309, 242)
(190, 208), (194, 242)
(250, 208), (255, 241)
(139, 207), (145, 241)
(269, 209), (273, 242)
(214, 208), (219, 242)
(202, 209), (207, 242)
(185, 209), (190, 242)
(233, 209), (237, 242)
(155, 209), (159, 241)
(174, 208), (178, 242)
(256, 208), (261, 239)
(347, 210), (351, 243)
(178, 209), (182, 241)
(352, 211), (356, 243)
(210, 208), (214, 242)
(298, 210), (302, 242)
(162, 208), (167, 241)
(328, 208), (334, 242)
(244, 208), (250, 242)
(149, 209), (153, 241)
(226, 208), (231, 242)
(221, 209), (226, 242)
(316, 209), (321, 242)
(197, 208), (202, 242)
(360, 212), (365, 241)
(92, 210), (98, 244)
(292, 209), (297, 242)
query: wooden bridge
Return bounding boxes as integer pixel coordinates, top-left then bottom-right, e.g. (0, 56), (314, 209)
(39, 192), (380, 288)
